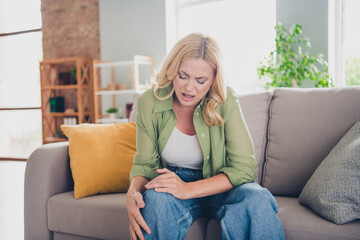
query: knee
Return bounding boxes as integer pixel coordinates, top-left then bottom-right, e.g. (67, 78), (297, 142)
(233, 183), (278, 212)
(143, 189), (176, 207)
(142, 189), (186, 221)
(235, 183), (269, 198)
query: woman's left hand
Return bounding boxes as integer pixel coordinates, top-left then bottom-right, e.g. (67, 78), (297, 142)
(144, 168), (192, 200)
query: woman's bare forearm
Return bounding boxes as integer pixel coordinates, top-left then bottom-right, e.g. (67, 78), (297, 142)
(128, 176), (150, 194)
(187, 173), (233, 199)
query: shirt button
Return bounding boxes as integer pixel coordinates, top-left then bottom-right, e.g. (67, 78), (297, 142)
(201, 133), (205, 137)
(196, 112), (199, 116)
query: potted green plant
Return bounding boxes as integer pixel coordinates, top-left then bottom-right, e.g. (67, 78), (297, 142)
(106, 107), (118, 119)
(55, 129), (62, 138)
(258, 23), (333, 90)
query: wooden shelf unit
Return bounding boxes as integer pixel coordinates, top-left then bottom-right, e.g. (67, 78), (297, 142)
(93, 55), (154, 124)
(40, 57), (95, 144)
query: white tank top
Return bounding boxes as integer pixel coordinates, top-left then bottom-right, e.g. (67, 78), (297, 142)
(161, 127), (204, 170)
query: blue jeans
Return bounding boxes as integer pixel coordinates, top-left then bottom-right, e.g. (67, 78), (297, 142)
(141, 167), (284, 240)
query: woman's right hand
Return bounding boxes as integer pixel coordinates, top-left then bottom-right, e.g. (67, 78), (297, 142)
(126, 189), (151, 240)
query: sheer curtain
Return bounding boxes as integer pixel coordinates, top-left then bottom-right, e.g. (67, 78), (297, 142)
(0, 0), (42, 159)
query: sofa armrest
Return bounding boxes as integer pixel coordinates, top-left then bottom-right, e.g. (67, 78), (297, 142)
(24, 142), (73, 240)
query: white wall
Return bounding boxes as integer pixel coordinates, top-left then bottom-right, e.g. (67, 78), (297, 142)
(276, 0), (328, 87)
(98, 0), (167, 117)
(276, 0), (328, 60)
(99, 0), (166, 68)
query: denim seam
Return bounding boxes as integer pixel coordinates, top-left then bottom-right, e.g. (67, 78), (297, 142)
(217, 206), (225, 218)
(177, 212), (193, 240)
(220, 219), (231, 240)
(177, 211), (191, 224)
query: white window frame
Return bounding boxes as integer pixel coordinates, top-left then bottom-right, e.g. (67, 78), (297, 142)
(328, 0), (345, 87)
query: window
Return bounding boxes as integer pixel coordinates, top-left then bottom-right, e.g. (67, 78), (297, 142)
(0, 0), (43, 160)
(166, 0), (276, 94)
(329, 0), (360, 87)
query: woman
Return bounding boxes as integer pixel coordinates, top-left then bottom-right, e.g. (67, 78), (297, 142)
(126, 33), (284, 240)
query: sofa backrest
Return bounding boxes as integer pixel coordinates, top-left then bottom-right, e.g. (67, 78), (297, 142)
(238, 92), (273, 183)
(131, 87), (360, 195)
(262, 87), (360, 197)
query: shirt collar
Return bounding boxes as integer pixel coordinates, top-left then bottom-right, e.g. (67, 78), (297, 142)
(153, 84), (206, 113)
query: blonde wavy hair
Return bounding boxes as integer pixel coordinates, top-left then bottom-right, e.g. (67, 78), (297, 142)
(153, 33), (226, 126)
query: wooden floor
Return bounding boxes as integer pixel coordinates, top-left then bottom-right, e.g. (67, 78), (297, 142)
(0, 161), (26, 240)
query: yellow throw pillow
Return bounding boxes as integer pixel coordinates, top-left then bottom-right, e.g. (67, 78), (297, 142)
(61, 123), (136, 199)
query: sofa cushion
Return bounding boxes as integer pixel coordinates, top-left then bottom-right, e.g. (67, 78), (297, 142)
(53, 232), (101, 240)
(61, 123), (136, 199)
(48, 192), (130, 239)
(185, 218), (207, 240)
(299, 121), (360, 225)
(263, 87), (360, 196)
(48, 192), (209, 240)
(238, 91), (273, 183)
(205, 218), (222, 240)
(276, 197), (360, 240)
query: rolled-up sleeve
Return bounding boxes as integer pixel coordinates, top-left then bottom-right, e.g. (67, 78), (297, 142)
(219, 92), (256, 186)
(129, 94), (160, 180)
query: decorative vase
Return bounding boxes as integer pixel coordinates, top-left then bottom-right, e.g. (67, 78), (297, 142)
(107, 82), (117, 90)
(118, 84), (127, 90)
(109, 113), (116, 119)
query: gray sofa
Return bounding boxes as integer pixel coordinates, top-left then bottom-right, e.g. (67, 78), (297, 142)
(25, 87), (360, 240)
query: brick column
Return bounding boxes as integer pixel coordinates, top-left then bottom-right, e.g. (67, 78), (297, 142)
(41, 0), (100, 60)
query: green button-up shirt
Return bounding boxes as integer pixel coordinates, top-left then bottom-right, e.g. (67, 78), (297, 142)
(129, 85), (256, 187)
